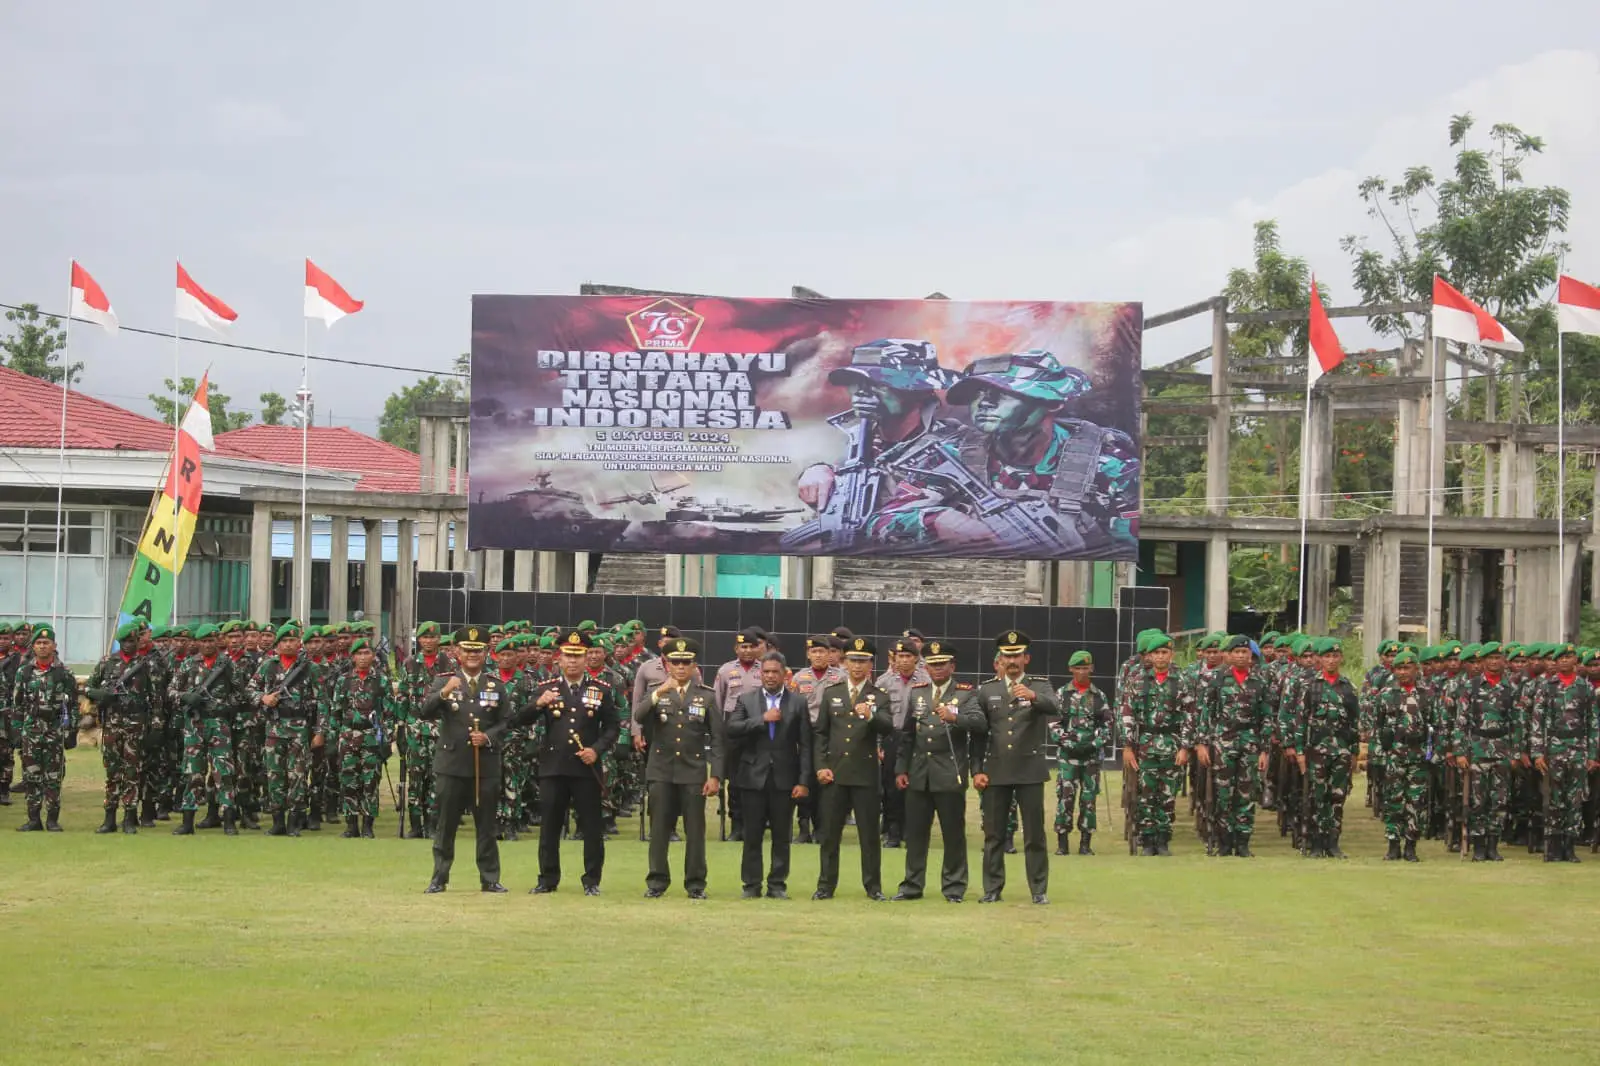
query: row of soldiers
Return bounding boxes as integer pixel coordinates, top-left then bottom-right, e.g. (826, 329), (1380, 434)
(1111, 629), (1600, 864)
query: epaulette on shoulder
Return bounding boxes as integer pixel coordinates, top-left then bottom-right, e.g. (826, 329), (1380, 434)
(911, 679), (931, 688)
(955, 682), (974, 690)
(589, 677), (612, 688)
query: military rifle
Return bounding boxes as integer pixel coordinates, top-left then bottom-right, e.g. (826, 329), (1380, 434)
(181, 658), (233, 723)
(1459, 759), (1471, 861)
(779, 412), (883, 553)
(882, 435), (1072, 556)
(264, 659), (312, 718)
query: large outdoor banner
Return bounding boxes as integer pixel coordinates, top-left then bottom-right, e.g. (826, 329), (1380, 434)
(468, 295), (1142, 560)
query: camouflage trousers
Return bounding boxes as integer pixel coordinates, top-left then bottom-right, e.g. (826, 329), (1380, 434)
(18, 720), (66, 814)
(100, 715), (145, 810)
(264, 720), (312, 814)
(1464, 741), (1512, 837)
(1134, 740), (1183, 843)
(139, 722), (177, 812)
(310, 743), (340, 817)
(498, 736), (528, 827)
(614, 744), (645, 811)
(1381, 756), (1428, 842)
(0, 716), (14, 792)
(181, 717), (237, 812)
(1054, 755), (1099, 833)
(1543, 747), (1590, 838)
(1305, 749), (1353, 838)
(404, 731), (438, 825)
(338, 732), (383, 818)
(232, 714), (266, 814)
(600, 749), (621, 820)
(1212, 745), (1260, 837)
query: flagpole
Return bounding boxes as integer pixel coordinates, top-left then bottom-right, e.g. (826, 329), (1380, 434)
(51, 264), (74, 632)
(1426, 335), (1441, 644)
(1557, 313), (1567, 639)
(300, 316), (310, 625)
(172, 307), (182, 626)
(1296, 376), (1313, 631)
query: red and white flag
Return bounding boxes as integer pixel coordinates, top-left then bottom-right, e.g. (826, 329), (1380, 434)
(179, 372), (215, 451)
(1558, 274), (1600, 338)
(1431, 275), (1522, 352)
(69, 261), (118, 334)
(175, 262), (238, 334)
(1307, 277), (1345, 386)
(304, 259), (364, 326)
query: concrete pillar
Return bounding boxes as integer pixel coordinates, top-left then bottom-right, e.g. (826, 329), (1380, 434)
(249, 501), (273, 623)
(1206, 300), (1230, 516)
(682, 555), (705, 596)
(290, 513), (310, 623)
(417, 510), (438, 574)
(512, 550), (535, 592)
(1426, 338), (1447, 642)
(418, 418), (436, 493)
(812, 556), (836, 600)
(778, 556), (795, 599)
(361, 519), (383, 622)
(484, 548), (504, 591)
(1204, 532), (1229, 634)
(1302, 389), (1332, 633)
(1055, 561), (1089, 606)
(438, 515), (455, 570)
(451, 422), (466, 494)
(1590, 460), (1600, 609)
(537, 551), (560, 590)
(1394, 397), (1415, 515)
(432, 420), (452, 495)
(1024, 561), (1047, 606)
(328, 515), (349, 623)
(663, 554), (684, 596)
(573, 551), (591, 592)
(1360, 529), (1400, 664)
(1514, 444), (1537, 519)
(395, 518), (415, 638)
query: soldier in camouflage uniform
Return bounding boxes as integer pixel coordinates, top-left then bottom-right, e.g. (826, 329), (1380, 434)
(1050, 650), (1110, 856)
(223, 620), (265, 830)
(399, 621), (453, 837)
(251, 622), (323, 837)
(1530, 642), (1597, 863)
(0, 622), (18, 805)
(167, 624), (241, 835)
(86, 620), (160, 834)
(492, 635), (528, 840)
(1373, 649), (1435, 861)
(1360, 640), (1399, 818)
(140, 623), (181, 823)
(1282, 637), (1359, 858)
(1119, 631), (1191, 856)
(1194, 634), (1271, 857)
(330, 637), (395, 839)
(11, 624), (78, 832)
(1449, 642), (1521, 862)
(588, 633), (631, 836)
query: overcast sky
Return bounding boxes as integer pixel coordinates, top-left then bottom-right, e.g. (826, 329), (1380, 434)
(2, 3), (1596, 437)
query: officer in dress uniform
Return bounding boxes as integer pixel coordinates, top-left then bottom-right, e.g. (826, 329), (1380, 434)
(635, 637), (724, 899)
(523, 631), (620, 896)
(812, 636), (894, 901)
(419, 626), (511, 894)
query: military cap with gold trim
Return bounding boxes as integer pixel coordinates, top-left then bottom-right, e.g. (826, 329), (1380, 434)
(658, 625), (682, 639)
(843, 635), (876, 658)
(736, 627), (765, 646)
(454, 625), (489, 650)
(922, 640), (955, 664)
(805, 634), (833, 650)
(664, 636), (700, 662)
(560, 630), (592, 654)
(995, 630), (1030, 654)
(891, 638), (919, 656)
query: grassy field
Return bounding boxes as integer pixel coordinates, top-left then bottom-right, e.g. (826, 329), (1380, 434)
(3, 750), (1598, 1064)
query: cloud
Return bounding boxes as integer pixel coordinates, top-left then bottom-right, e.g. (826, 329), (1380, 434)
(207, 98), (303, 143)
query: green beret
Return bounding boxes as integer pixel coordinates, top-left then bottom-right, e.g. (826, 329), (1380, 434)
(416, 621), (440, 637)
(1503, 642), (1525, 659)
(170, 625), (193, 638)
(0, 621), (13, 634)
(495, 637), (516, 652)
(275, 621), (302, 643)
(1377, 640), (1398, 656)
(1260, 630), (1280, 644)
(350, 638), (370, 653)
(576, 620), (597, 633)
(1554, 642), (1578, 658)
(539, 634), (556, 649)
(439, 632), (454, 646)
(1478, 641), (1502, 658)
(624, 619), (644, 632)
(192, 623), (219, 639)
(1580, 649), (1597, 665)
(1068, 650), (1093, 667)
(218, 620), (241, 634)
(1144, 632), (1173, 652)
(115, 620), (144, 641)
(1134, 632), (1154, 654)
(1392, 648), (1418, 665)
(1290, 635), (1311, 655)
(31, 623), (58, 643)
(1222, 634), (1252, 651)
(1417, 647), (1440, 663)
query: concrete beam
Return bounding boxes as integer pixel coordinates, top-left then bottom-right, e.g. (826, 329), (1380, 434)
(1204, 532), (1229, 633)
(1445, 420), (1600, 448)
(394, 518), (415, 641)
(249, 501), (273, 623)
(1145, 297), (1221, 331)
(1226, 300), (1428, 325)
(362, 519), (383, 622)
(239, 487), (468, 512)
(1205, 302), (1229, 518)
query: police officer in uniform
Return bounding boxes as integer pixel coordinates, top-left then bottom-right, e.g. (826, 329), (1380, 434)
(635, 637), (724, 899)
(524, 631), (619, 896)
(419, 626), (511, 893)
(972, 630), (1060, 904)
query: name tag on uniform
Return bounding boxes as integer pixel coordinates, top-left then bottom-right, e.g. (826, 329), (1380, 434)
(830, 697), (842, 706)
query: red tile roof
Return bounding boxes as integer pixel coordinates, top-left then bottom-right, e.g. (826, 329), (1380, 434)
(0, 365), (175, 450)
(214, 423), (462, 493)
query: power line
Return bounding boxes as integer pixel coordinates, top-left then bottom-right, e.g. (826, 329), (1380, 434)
(0, 301), (467, 378)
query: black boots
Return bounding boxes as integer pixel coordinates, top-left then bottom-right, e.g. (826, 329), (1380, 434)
(222, 809), (238, 836)
(96, 807), (119, 834)
(1403, 838), (1419, 862)
(795, 815), (813, 844)
(17, 808), (43, 832)
(1486, 835), (1503, 862)
(1215, 833), (1234, 857)
(1545, 834), (1561, 863)
(1471, 836), (1488, 862)
(1003, 833), (1017, 855)
(287, 812), (302, 838)
(45, 806), (61, 832)
(1055, 832), (1069, 856)
(238, 807), (261, 831)
(361, 816), (375, 839)
(1233, 835), (1252, 858)
(406, 813), (424, 840)
(1154, 834), (1172, 857)
(138, 801), (155, 828)
(196, 802), (222, 830)
(1327, 832), (1347, 860)
(123, 807), (139, 834)
(172, 810), (196, 836)
(1384, 838), (1403, 862)
(267, 811), (288, 837)
(1078, 832), (1094, 856)
(342, 815), (360, 839)
(304, 809), (322, 831)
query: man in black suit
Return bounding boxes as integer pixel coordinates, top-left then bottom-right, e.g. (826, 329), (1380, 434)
(813, 636), (894, 900)
(520, 630), (619, 896)
(418, 625), (512, 894)
(726, 651), (812, 899)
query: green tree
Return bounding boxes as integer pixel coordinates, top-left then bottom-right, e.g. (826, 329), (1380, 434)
(148, 377), (253, 435)
(2, 303), (83, 384)
(377, 355), (467, 452)
(258, 391), (289, 425)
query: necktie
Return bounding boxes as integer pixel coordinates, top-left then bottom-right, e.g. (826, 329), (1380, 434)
(767, 692), (780, 740)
